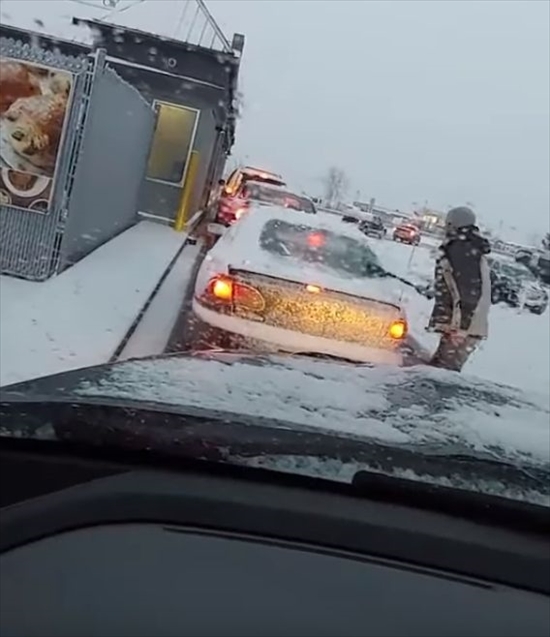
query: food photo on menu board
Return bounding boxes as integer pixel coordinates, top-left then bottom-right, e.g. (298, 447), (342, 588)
(0, 57), (73, 214)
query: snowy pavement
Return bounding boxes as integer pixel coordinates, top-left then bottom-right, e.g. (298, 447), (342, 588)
(373, 236), (550, 396)
(117, 240), (203, 361)
(0, 222), (189, 387)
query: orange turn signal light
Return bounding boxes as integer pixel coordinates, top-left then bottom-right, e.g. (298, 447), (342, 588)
(212, 277), (233, 301)
(389, 319), (407, 340)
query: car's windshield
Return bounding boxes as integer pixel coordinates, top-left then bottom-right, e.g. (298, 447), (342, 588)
(0, 0), (548, 513)
(245, 184), (316, 213)
(259, 218), (383, 277)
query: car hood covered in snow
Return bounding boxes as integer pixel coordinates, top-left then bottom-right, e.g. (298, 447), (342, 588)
(1, 352), (548, 482)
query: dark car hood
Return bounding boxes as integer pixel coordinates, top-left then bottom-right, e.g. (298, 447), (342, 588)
(2, 351), (548, 471)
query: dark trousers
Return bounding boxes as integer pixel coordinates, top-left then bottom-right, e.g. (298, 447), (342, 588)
(430, 333), (482, 372)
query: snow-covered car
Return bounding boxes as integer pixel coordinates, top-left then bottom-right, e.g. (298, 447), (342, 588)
(216, 166), (287, 226)
(223, 166), (286, 196)
(490, 258), (548, 314)
(194, 208), (409, 365)
(214, 182), (316, 229)
(393, 223), (421, 246)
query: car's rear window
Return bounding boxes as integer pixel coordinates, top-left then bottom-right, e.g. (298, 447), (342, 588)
(245, 184), (316, 214)
(258, 219), (382, 278)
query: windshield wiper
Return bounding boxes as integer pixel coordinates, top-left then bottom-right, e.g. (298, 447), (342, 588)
(432, 453), (549, 491)
(351, 469), (550, 536)
(286, 351), (366, 365)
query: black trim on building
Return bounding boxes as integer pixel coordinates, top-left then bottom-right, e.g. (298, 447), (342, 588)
(72, 18), (240, 153)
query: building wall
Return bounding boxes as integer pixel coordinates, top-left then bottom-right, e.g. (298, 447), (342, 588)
(59, 61), (155, 269)
(109, 60), (228, 225)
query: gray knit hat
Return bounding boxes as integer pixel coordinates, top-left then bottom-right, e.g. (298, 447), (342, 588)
(446, 206), (476, 230)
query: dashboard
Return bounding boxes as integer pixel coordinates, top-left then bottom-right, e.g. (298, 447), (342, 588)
(1, 444), (548, 637)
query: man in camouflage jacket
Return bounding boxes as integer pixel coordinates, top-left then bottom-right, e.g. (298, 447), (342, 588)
(428, 206), (492, 372)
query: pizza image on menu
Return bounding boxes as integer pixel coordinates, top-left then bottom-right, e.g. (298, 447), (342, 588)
(0, 58), (73, 212)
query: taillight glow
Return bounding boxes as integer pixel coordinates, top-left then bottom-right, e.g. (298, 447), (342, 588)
(389, 319), (407, 340)
(307, 232), (326, 248)
(208, 276), (265, 311)
(212, 277), (233, 301)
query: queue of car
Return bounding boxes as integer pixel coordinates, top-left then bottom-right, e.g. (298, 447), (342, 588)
(197, 165), (413, 365)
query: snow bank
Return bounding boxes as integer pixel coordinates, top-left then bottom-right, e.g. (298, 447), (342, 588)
(0, 221), (186, 386)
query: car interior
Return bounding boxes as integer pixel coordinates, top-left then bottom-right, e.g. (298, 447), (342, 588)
(1, 437), (548, 637)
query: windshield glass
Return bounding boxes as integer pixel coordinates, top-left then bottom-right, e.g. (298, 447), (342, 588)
(0, 0), (548, 512)
(245, 184), (316, 213)
(259, 219), (383, 277)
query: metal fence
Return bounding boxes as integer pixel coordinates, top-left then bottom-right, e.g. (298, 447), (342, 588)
(0, 36), (93, 280)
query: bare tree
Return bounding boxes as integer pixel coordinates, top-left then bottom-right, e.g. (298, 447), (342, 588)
(321, 166), (348, 208)
(542, 232), (550, 251)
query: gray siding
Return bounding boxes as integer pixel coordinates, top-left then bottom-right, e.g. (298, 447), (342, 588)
(59, 64), (155, 268)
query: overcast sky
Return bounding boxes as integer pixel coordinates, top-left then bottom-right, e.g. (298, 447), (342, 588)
(3, 0), (549, 242)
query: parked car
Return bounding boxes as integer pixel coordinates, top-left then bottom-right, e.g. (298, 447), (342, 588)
(393, 223), (421, 246)
(223, 166), (286, 197)
(490, 258), (548, 314)
(214, 182), (316, 229)
(195, 207), (410, 365)
(358, 214), (387, 240)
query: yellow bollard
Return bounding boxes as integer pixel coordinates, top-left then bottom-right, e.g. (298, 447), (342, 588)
(174, 150), (200, 232)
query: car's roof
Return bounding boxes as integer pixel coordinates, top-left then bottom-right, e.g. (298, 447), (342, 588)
(242, 166), (285, 182)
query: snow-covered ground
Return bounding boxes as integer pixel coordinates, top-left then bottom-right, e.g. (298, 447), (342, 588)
(0, 221), (189, 386)
(373, 236), (550, 396)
